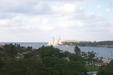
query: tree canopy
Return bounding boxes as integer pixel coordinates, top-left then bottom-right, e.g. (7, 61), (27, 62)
(0, 44), (88, 75)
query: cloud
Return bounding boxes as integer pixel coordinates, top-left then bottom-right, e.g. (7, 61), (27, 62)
(0, 19), (10, 26)
(51, 3), (78, 14)
(0, 0), (113, 41)
(0, 0), (35, 12)
(106, 8), (111, 13)
(97, 5), (101, 9)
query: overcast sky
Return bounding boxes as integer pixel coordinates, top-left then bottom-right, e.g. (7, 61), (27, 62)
(0, 0), (113, 42)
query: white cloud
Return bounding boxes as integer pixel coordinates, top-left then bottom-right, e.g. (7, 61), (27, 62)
(97, 5), (101, 9)
(0, 0), (113, 41)
(0, 19), (10, 26)
(106, 8), (111, 13)
(39, 25), (55, 31)
(51, 3), (76, 14)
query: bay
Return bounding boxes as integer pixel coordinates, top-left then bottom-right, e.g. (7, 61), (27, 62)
(0, 42), (113, 58)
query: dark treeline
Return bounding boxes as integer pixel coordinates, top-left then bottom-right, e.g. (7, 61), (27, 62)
(63, 41), (113, 47)
(0, 44), (113, 75)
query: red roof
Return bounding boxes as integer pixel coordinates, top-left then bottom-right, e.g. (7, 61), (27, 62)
(1, 45), (4, 48)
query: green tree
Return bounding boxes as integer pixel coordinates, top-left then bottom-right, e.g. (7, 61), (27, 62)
(38, 46), (62, 58)
(98, 60), (113, 75)
(0, 44), (88, 75)
(42, 56), (87, 75)
(87, 51), (96, 63)
(0, 56), (43, 75)
(74, 45), (81, 56)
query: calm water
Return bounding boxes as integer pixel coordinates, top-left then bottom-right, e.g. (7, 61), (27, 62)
(0, 42), (113, 58)
(55, 45), (113, 59)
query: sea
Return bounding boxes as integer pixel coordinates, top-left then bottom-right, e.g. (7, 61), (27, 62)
(0, 42), (113, 59)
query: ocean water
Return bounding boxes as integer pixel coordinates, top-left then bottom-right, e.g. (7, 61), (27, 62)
(0, 42), (47, 49)
(0, 42), (113, 58)
(55, 45), (113, 59)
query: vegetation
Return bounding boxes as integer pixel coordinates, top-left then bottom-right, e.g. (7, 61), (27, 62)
(1, 44), (111, 75)
(74, 45), (81, 56)
(0, 44), (89, 75)
(97, 60), (113, 75)
(86, 65), (100, 71)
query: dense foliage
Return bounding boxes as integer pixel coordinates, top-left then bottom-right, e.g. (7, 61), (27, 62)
(97, 60), (113, 75)
(0, 44), (88, 75)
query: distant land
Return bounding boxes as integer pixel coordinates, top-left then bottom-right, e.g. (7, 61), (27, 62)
(48, 40), (113, 48)
(62, 40), (113, 48)
(0, 41), (113, 48)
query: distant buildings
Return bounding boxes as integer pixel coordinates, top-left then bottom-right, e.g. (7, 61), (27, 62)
(48, 40), (78, 46)
(48, 40), (63, 46)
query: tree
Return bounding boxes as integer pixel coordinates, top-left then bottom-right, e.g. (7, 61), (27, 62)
(74, 45), (81, 56)
(0, 56), (43, 75)
(87, 51), (96, 63)
(3, 44), (18, 58)
(38, 46), (62, 58)
(42, 56), (87, 75)
(0, 44), (88, 75)
(98, 60), (113, 75)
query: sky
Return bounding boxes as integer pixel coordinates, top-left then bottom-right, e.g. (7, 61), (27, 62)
(0, 0), (113, 42)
